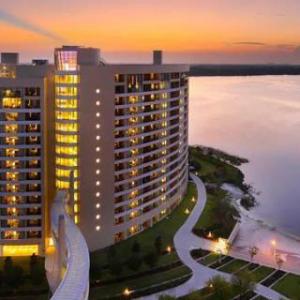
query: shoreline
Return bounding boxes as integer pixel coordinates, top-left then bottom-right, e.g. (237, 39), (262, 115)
(222, 182), (300, 243)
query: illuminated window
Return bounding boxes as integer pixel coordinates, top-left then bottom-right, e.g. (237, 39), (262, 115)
(96, 203), (100, 208)
(5, 112), (18, 121)
(3, 245), (39, 256)
(96, 214), (100, 220)
(96, 192), (100, 197)
(96, 89), (100, 94)
(55, 75), (79, 84)
(74, 204), (79, 213)
(74, 215), (79, 224)
(56, 111), (78, 120)
(96, 101), (100, 106)
(96, 225), (100, 231)
(5, 124), (18, 133)
(55, 157), (78, 167)
(56, 134), (78, 144)
(56, 98), (77, 109)
(96, 158), (100, 163)
(2, 97), (21, 108)
(55, 123), (78, 131)
(55, 86), (78, 96)
(56, 50), (77, 71)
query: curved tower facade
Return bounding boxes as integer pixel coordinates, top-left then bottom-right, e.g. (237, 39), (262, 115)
(53, 46), (190, 251)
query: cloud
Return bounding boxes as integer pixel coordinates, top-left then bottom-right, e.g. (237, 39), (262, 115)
(232, 42), (266, 46)
(0, 9), (64, 42)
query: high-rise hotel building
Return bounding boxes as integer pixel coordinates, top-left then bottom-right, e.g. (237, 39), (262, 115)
(0, 53), (55, 256)
(0, 46), (189, 254)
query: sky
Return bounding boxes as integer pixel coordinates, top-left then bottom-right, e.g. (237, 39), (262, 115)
(0, 0), (300, 64)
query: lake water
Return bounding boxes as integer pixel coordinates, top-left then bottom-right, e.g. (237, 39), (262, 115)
(189, 76), (300, 236)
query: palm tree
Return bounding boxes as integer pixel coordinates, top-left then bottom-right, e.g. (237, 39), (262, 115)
(206, 275), (233, 300)
(231, 270), (255, 300)
(275, 254), (285, 270)
(249, 246), (259, 262)
(214, 197), (240, 232)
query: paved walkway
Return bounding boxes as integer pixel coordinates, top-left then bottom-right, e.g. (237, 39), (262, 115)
(143, 174), (287, 300)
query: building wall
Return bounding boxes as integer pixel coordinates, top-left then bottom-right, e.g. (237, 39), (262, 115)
(78, 66), (115, 249)
(67, 63), (189, 251)
(0, 70), (54, 256)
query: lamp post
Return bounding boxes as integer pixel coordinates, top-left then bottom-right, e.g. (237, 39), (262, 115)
(270, 239), (277, 256)
(123, 288), (132, 297)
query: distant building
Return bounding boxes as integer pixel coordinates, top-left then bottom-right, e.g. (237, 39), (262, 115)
(0, 46), (189, 254)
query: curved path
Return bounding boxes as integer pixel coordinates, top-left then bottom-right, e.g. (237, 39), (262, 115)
(143, 174), (287, 300)
(46, 191), (90, 300)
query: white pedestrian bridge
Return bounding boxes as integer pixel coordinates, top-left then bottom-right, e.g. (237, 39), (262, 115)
(45, 191), (90, 300)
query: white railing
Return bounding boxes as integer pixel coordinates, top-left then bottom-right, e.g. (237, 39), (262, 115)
(46, 191), (90, 300)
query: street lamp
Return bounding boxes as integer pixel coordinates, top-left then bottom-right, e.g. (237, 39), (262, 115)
(270, 239), (277, 256)
(123, 288), (132, 296)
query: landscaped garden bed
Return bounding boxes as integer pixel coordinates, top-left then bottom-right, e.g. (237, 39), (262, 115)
(89, 183), (197, 298)
(0, 255), (49, 299)
(273, 273), (300, 299)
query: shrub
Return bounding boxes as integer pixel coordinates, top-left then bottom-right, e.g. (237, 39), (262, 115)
(127, 255), (143, 271)
(5, 265), (24, 289)
(30, 263), (45, 286)
(144, 251), (159, 268)
(132, 241), (141, 254)
(154, 236), (163, 254)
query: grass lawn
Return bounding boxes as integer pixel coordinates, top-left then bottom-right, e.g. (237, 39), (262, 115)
(90, 182), (197, 282)
(250, 266), (274, 282)
(273, 273), (300, 299)
(200, 253), (219, 266)
(219, 259), (249, 273)
(89, 265), (191, 299)
(189, 146), (246, 189)
(192, 187), (237, 239)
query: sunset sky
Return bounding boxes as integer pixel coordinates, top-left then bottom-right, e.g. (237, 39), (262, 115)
(1, 0), (300, 63)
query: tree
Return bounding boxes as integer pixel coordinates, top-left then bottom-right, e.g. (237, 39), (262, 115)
(4, 256), (13, 273)
(214, 197), (239, 232)
(132, 241), (141, 254)
(0, 270), (3, 288)
(127, 255), (143, 271)
(144, 251), (159, 268)
(249, 246), (259, 262)
(107, 246), (116, 260)
(30, 253), (38, 268)
(275, 254), (285, 270)
(107, 246), (122, 276)
(30, 263), (45, 285)
(154, 236), (163, 254)
(206, 275), (233, 300)
(90, 260), (102, 279)
(109, 258), (122, 276)
(231, 271), (255, 300)
(5, 265), (24, 289)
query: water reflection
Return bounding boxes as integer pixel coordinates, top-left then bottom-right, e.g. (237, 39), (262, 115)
(189, 76), (300, 235)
